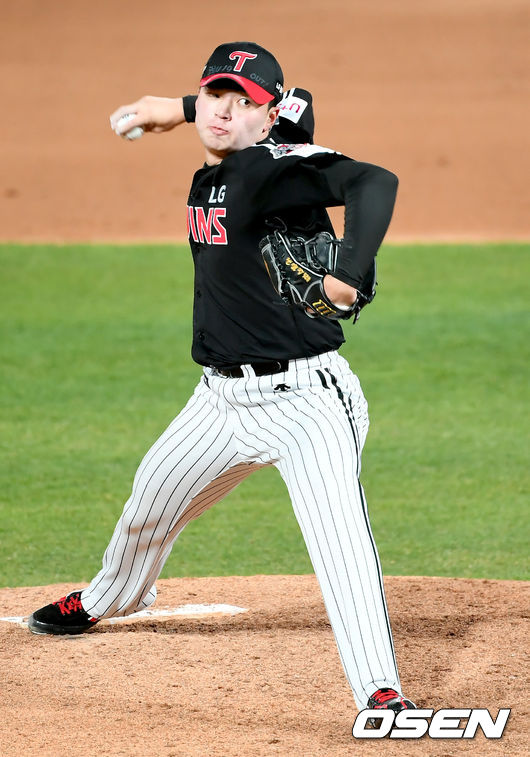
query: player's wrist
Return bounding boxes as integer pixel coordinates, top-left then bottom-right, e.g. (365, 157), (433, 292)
(149, 96), (186, 130)
(323, 275), (357, 308)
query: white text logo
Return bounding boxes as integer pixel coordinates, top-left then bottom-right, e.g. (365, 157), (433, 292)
(352, 708), (511, 739)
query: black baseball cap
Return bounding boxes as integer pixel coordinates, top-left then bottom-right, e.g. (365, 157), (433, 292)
(200, 42), (284, 105)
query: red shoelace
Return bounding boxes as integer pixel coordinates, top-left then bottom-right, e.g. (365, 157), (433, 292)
(53, 593), (84, 616)
(371, 689), (403, 706)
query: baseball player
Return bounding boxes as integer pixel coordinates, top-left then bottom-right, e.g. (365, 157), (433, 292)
(28, 42), (415, 726)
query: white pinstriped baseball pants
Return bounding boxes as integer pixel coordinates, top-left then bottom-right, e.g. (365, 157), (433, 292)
(81, 350), (401, 707)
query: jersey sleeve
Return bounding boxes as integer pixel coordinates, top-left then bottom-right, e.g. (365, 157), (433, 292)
(250, 144), (398, 287)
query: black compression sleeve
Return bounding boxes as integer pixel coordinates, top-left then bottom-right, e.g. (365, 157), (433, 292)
(323, 159), (398, 287)
(182, 95), (197, 123)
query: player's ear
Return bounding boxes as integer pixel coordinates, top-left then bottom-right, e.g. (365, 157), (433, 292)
(263, 105), (280, 134)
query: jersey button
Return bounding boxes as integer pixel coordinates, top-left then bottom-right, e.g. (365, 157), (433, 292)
(196, 290), (202, 298)
(198, 330), (205, 341)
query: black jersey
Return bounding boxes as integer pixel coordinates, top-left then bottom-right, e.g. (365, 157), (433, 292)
(188, 142), (342, 366)
(187, 139), (397, 367)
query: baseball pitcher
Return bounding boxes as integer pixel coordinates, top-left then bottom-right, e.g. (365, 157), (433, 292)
(28, 41), (416, 729)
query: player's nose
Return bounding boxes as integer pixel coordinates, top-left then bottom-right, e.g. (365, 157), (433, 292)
(215, 96), (232, 119)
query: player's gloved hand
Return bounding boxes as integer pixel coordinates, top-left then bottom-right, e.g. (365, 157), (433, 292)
(259, 230), (376, 322)
(110, 96), (186, 135)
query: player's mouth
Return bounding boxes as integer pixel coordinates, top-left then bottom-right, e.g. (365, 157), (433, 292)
(209, 125), (230, 136)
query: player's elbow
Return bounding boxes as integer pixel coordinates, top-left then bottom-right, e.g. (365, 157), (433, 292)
(378, 167), (399, 194)
(369, 167), (398, 208)
(345, 163), (399, 200)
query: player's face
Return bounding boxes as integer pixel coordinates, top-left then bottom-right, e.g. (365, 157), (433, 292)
(195, 85), (278, 164)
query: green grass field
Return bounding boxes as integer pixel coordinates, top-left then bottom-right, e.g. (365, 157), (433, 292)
(1, 242), (528, 587)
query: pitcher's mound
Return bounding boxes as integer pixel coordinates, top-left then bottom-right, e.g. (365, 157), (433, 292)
(0, 575), (526, 756)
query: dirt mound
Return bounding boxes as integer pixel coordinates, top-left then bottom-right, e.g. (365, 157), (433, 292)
(1, 575), (527, 755)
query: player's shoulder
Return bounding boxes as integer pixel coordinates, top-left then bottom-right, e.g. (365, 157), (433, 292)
(251, 139), (340, 161)
(223, 138), (349, 183)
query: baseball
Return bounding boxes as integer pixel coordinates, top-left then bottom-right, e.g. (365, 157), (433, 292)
(116, 113), (144, 141)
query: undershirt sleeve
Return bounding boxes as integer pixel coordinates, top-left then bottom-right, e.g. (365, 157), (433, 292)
(323, 159), (399, 287)
(182, 95), (197, 123)
(255, 151), (399, 287)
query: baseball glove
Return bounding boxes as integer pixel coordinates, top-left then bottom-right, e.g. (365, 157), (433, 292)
(259, 229), (376, 322)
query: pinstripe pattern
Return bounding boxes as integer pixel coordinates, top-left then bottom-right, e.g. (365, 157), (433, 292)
(81, 351), (400, 708)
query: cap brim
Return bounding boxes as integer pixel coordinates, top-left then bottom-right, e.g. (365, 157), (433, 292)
(200, 74), (274, 105)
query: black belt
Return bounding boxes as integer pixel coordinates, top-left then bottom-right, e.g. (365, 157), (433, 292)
(214, 359), (289, 378)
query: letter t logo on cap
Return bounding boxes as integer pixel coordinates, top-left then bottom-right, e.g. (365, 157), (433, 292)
(229, 51), (258, 72)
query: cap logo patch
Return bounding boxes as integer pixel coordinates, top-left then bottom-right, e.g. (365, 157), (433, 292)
(228, 51), (258, 72)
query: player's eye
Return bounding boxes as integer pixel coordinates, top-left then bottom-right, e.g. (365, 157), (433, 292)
(238, 97), (252, 107)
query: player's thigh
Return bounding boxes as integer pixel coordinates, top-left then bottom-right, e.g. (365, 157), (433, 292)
(272, 383), (369, 535)
(127, 381), (238, 521)
(332, 355), (370, 451)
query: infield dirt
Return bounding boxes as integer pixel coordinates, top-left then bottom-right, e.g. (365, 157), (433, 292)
(1, 576), (528, 756)
(1, 1), (528, 755)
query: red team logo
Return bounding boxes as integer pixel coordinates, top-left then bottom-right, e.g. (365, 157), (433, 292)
(228, 51), (258, 72)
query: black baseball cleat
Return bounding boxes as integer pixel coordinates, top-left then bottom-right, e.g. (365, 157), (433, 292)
(28, 591), (99, 635)
(366, 687), (416, 727)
